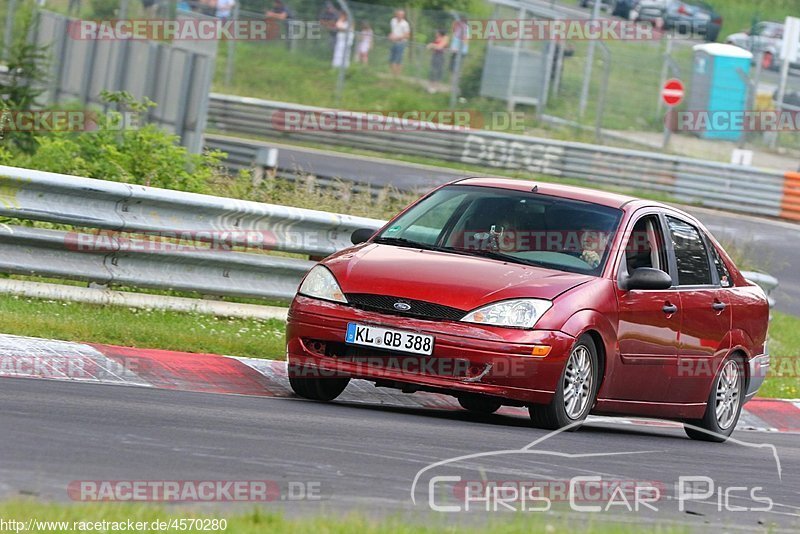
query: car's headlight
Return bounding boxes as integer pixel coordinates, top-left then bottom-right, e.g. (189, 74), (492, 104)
(461, 299), (552, 329)
(298, 265), (347, 303)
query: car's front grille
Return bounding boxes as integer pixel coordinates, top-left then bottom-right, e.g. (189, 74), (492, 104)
(345, 293), (466, 321)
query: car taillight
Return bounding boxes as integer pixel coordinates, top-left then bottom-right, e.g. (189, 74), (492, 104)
(712, 16), (722, 25)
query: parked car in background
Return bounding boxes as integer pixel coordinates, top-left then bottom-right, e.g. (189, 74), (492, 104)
(287, 178), (770, 441)
(610, 0), (640, 19)
(632, 0), (721, 42)
(578, 0), (613, 11)
(726, 21), (799, 71)
(774, 89), (800, 109)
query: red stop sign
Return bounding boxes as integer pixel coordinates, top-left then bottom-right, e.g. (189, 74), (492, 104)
(662, 79), (684, 107)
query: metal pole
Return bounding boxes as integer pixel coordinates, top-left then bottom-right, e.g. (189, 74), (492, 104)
(551, 40), (566, 97)
(743, 51), (763, 148)
(449, 45), (463, 109)
(119, 0), (130, 19)
(224, 3), (240, 86)
(595, 42), (610, 143)
(656, 35), (673, 117)
(539, 40), (557, 118)
(2, 0), (18, 62)
(333, 0), (353, 105)
(506, 6), (525, 112)
(772, 50), (791, 149)
(578, 0), (602, 119)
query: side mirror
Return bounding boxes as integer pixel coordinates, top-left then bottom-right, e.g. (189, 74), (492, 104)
(621, 267), (673, 291)
(351, 228), (375, 245)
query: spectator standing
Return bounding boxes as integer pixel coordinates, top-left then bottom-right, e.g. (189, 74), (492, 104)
(199, 0), (217, 17)
(215, 0), (235, 21)
(332, 12), (353, 68)
(266, 0), (293, 43)
(319, 1), (340, 48)
(356, 22), (373, 65)
(388, 10), (410, 76)
(427, 29), (449, 88)
(450, 14), (469, 72)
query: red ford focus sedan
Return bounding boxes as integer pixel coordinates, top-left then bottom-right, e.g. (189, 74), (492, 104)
(286, 178), (770, 441)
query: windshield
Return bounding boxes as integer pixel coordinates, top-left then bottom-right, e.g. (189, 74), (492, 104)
(375, 185), (623, 275)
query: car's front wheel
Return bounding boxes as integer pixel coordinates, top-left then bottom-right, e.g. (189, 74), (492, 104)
(684, 356), (744, 442)
(289, 375), (350, 401)
(530, 335), (599, 431)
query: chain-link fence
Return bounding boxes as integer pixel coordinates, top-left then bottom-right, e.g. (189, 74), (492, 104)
(4, 0), (800, 162)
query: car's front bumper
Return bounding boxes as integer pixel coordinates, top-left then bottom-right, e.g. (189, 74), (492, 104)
(286, 295), (576, 405)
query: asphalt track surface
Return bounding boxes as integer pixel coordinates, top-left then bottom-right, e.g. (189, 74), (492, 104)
(270, 141), (800, 316)
(1, 378), (798, 530)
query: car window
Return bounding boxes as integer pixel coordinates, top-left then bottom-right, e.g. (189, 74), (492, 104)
(623, 215), (669, 275)
(709, 243), (732, 288)
(387, 190), (469, 245)
(377, 185), (623, 275)
(666, 216), (713, 286)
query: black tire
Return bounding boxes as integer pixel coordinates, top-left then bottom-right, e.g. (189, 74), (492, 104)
(289, 376), (350, 401)
(684, 356), (745, 443)
(530, 334), (599, 431)
(458, 395), (502, 415)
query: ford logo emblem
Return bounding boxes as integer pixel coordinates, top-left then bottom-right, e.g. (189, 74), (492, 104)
(393, 301), (412, 311)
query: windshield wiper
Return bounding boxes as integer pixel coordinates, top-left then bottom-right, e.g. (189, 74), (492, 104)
(373, 236), (441, 251)
(446, 247), (548, 268)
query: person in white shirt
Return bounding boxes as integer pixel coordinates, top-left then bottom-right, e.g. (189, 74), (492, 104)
(388, 10), (410, 76)
(216, 0), (235, 20)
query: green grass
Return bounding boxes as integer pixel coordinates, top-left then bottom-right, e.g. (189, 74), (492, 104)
(761, 311), (800, 399)
(0, 500), (690, 534)
(715, 0), (800, 37)
(0, 290), (796, 398)
(0, 294), (286, 359)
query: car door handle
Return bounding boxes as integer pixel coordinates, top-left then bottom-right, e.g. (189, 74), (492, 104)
(662, 304), (678, 314)
(712, 301), (727, 311)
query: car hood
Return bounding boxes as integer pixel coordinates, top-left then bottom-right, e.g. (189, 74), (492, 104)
(324, 244), (594, 311)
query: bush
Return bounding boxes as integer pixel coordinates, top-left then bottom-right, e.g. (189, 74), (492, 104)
(1, 92), (226, 193)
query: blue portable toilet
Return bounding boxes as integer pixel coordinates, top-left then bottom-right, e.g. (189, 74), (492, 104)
(687, 43), (753, 141)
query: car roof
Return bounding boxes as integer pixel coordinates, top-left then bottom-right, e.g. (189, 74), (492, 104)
(451, 177), (662, 211)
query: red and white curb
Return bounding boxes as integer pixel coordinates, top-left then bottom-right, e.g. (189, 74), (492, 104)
(1, 333), (797, 433)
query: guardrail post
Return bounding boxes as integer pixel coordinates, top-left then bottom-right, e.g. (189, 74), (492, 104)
(252, 147), (278, 187)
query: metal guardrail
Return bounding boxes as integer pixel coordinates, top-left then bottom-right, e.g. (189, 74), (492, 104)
(206, 93), (789, 219)
(0, 165), (382, 301)
(0, 164), (778, 306)
(742, 272), (779, 310)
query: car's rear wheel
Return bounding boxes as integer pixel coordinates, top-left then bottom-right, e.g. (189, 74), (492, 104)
(458, 395), (502, 415)
(289, 376), (350, 401)
(684, 356), (744, 442)
(530, 335), (599, 431)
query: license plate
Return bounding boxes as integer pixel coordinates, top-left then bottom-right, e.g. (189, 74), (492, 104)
(345, 323), (434, 356)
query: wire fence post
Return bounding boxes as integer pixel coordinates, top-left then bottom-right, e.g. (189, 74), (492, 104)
(506, 6), (525, 112)
(594, 42), (610, 143)
(656, 35), (674, 118)
(2, 0), (17, 62)
(224, 2), (240, 86)
(333, 0), (353, 106)
(578, 0), (602, 119)
(449, 51), (462, 108)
